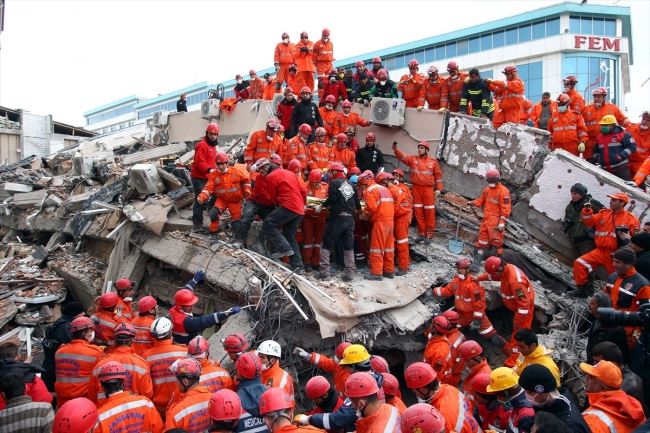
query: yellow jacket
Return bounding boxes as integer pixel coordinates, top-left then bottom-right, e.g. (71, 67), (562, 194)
(512, 345), (561, 386)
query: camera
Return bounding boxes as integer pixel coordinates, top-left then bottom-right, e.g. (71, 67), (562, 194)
(562, 218), (574, 233)
(598, 306), (649, 328)
(616, 225), (630, 233)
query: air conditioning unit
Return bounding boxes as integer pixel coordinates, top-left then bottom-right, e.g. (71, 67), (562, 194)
(129, 164), (165, 194)
(72, 156), (93, 176)
(152, 111), (169, 127)
(369, 98), (406, 127)
(201, 99), (221, 119)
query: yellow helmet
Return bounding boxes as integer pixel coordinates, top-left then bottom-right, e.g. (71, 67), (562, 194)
(599, 115), (617, 125)
(486, 367), (519, 392)
(339, 344), (370, 365)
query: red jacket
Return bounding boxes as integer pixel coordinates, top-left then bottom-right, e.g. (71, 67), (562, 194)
(250, 171), (273, 206)
(266, 167), (307, 214)
(277, 99), (298, 132)
(322, 80), (348, 103)
(0, 372), (52, 410)
(192, 138), (217, 180)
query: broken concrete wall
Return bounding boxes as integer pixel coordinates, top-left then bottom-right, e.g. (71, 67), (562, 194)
(20, 111), (52, 158)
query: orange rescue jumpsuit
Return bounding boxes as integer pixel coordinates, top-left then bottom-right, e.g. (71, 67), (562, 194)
(54, 339), (104, 408)
(198, 166), (251, 233)
(142, 339), (187, 415)
(165, 386), (212, 433)
(633, 157), (650, 187)
(446, 327), (466, 387)
(356, 403), (401, 433)
(582, 103), (630, 160)
(303, 182), (328, 268)
(197, 358), (233, 392)
(282, 136), (309, 171)
(575, 207), (640, 285)
(313, 38), (334, 99)
(583, 390), (646, 433)
(274, 42), (295, 85)
(130, 314), (154, 357)
(470, 182), (511, 255)
(434, 275), (495, 337)
(388, 183), (412, 272)
(547, 109), (588, 156)
(362, 181), (395, 277)
(419, 77), (444, 110)
(319, 107), (339, 142)
(530, 100), (558, 129)
(336, 112), (370, 135)
(294, 40), (316, 91)
(308, 142), (331, 171)
(627, 123), (650, 176)
(430, 384), (481, 433)
(286, 72), (306, 95)
(329, 145), (356, 171)
(387, 396), (407, 415)
(115, 297), (133, 321)
(245, 130), (281, 165)
(462, 358), (491, 412)
(394, 149), (443, 239)
(565, 87), (586, 113)
(263, 80), (282, 100)
(423, 334), (452, 384)
(91, 309), (130, 351)
(397, 73), (424, 108)
(95, 393), (163, 433)
(249, 77), (265, 100)
(488, 77), (525, 129)
(308, 352), (349, 398)
(441, 73), (469, 113)
(261, 361), (296, 408)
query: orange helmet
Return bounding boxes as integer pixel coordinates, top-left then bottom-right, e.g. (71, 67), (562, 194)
(401, 404), (446, 433)
(432, 315), (452, 334)
(484, 256), (503, 274)
(306, 375), (331, 399)
(405, 362), (436, 389)
(288, 159), (302, 173)
(370, 355), (390, 373)
(308, 169), (323, 183)
(345, 372), (379, 397)
(215, 151), (229, 164)
(459, 340), (483, 360)
(98, 361), (127, 381)
(137, 296), (157, 313)
(174, 289), (199, 306)
(99, 292), (119, 309)
(209, 389), (241, 421)
(557, 93), (571, 105)
(418, 141), (430, 150)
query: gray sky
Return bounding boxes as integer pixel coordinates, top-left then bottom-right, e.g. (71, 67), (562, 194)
(0, 0), (648, 127)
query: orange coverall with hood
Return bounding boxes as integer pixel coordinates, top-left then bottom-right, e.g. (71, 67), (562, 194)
(169, 358), (234, 406)
(329, 145), (356, 171)
(362, 180), (395, 277)
(547, 109), (588, 156)
(263, 79), (282, 101)
(95, 393), (163, 433)
(530, 100), (558, 129)
(165, 385), (212, 433)
(445, 327), (467, 387)
(54, 339), (105, 408)
(397, 73), (424, 108)
(583, 390), (646, 433)
(312, 38), (334, 79)
(130, 314), (154, 357)
(633, 157), (650, 186)
(356, 403), (401, 433)
(198, 166), (251, 233)
(582, 102), (630, 160)
(488, 77), (525, 129)
(441, 72), (469, 112)
(245, 130), (281, 165)
(91, 309), (130, 352)
(308, 352), (349, 398)
(274, 41), (295, 85)
(307, 141), (331, 171)
(419, 76), (444, 110)
(294, 39), (315, 91)
(470, 182), (511, 255)
(388, 182), (412, 272)
(319, 106), (339, 142)
(249, 77), (265, 100)
(281, 136), (309, 171)
(565, 87), (586, 113)
(430, 384), (482, 433)
(462, 358), (491, 412)
(336, 111), (370, 135)
(628, 122), (650, 176)
(434, 275), (496, 337)
(302, 181), (328, 268)
(142, 339), (187, 415)
(115, 297), (133, 321)
(394, 148), (443, 239)
(423, 334), (452, 385)
(261, 360), (296, 409)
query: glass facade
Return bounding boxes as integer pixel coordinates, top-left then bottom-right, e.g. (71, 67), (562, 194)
(517, 61), (543, 104)
(564, 56), (617, 105)
(87, 103), (135, 125)
(136, 91), (207, 119)
(569, 16), (617, 36)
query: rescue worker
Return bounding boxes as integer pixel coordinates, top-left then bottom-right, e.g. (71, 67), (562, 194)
(440, 310), (466, 387)
(166, 358), (212, 433)
(177, 92), (188, 112)
(417, 66), (443, 111)
(485, 367), (535, 433)
(404, 362), (481, 433)
(423, 316), (453, 385)
(336, 100), (370, 142)
(292, 342), (351, 397)
(294, 31), (316, 91)
(570, 192), (640, 298)
(478, 257), (536, 367)
(397, 59), (424, 108)
(318, 97), (339, 143)
(196, 151), (251, 244)
(487, 65), (525, 129)
(244, 120), (281, 171)
(381, 372), (407, 415)
(547, 93), (589, 156)
(593, 115), (637, 181)
(208, 389), (242, 433)
(530, 92), (557, 130)
(579, 360), (646, 433)
(290, 87), (323, 142)
(471, 373), (508, 432)
(627, 110), (650, 176)
(356, 132), (385, 175)
(302, 376), (345, 433)
(512, 328), (561, 387)
(274, 32), (295, 87)
(353, 60), (376, 83)
(401, 404), (446, 433)
(440, 61), (469, 113)
(257, 340), (295, 407)
(223, 332), (249, 363)
(370, 69), (398, 99)
(322, 68), (348, 108)
(260, 388), (324, 433)
(93, 361), (163, 433)
(191, 123), (219, 233)
(112, 278), (135, 320)
(469, 168), (511, 270)
(131, 295), (157, 357)
(562, 75), (585, 113)
(234, 352), (267, 433)
(54, 317), (104, 408)
(249, 70), (265, 100)
(377, 172), (411, 275)
(88, 323), (152, 408)
(53, 397), (99, 433)
(313, 29), (334, 96)
(631, 157), (650, 189)
(582, 87), (630, 161)
(263, 73), (282, 101)
(460, 341), (492, 412)
(520, 99), (533, 125)
(277, 87), (298, 137)
(308, 128), (331, 171)
(302, 169), (328, 272)
(329, 133), (357, 171)
(91, 292), (130, 350)
(460, 68), (495, 120)
(343, 373), (401, 433)
(371, 57), (387, 79)
(357, 170), (395, 280)
(352, 73), (373, 105)
(188, 336), (233, 393)
(142, 317), (186, 416)
(234, 74), (251, 101)
(342, 69), (355, 103)
(392, 140), (443, 243)
(286, 66), (307, 104)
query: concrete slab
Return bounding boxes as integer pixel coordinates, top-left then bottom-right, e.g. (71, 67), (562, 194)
(121, 142), (188, 165)
(13, 190), (48, 209)
(495, 123), (549, 187)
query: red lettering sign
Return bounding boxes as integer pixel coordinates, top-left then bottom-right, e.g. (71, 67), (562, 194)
(602, 38), (621, 51)
(574, 35), (587, 49)
(588, 37), (601, 50)
(573, 35), (621, 52)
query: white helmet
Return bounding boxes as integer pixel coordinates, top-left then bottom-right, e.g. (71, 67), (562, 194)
(257, 340), (281, 358)
(150, 317), (172, 338)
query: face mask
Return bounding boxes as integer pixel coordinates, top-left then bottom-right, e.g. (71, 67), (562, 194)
(458, 274), (466, 280)
(343, 112), (350, 117)
(322, 37), (329, 42)
(595, 103), (602, 109)
(380, 81), (386, 86)
(451, 72), (458, 79)
(300, 135), (307, 142)
(488, 183), (497, 188)
(339, 73), (344, 79)
(283, 38), (289, 43)
(558, 106), (567, 113)
(267, 135), (274, 141)
(333, 356), (339, 363)
(601, 126), (611, 133)
(641, 125), (649, 130)
(564, 85), (571, 92)
(525, 393), (550, 407)
(417, 395), (434, 404)
(326, 104), (333, 111)
(87, 331), (95, 343)
(237, 79), (243, 85)
(123, 297), (132, 302)
(261, 362), (270, 371)
(218, 165), (228, 173)
(355, 400), (367, 419)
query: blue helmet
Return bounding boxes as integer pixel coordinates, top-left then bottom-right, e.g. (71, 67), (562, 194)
(349, 175), (358, 184)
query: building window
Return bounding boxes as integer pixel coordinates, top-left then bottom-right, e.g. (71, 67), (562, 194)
(592, 18), (604, 36)
(481, 70), (494, 80)
(569, 16), (617, 36)
(570, 16), (581, 33)
(516, 61), (543, 104)
(384, 56), (396, 70)
(519, 24), (532, 43)
(446, 42), (456, 58)
(395, 54), (405, 69)
(581, 17), (593, 34)
(564, 56), (617, 105)
(605, 19), (616, 36)
(415, 50), (425, 65)
(424, 48), (435, 63)
(493, 31), (505, 48)
(532, 21), (545, 40)
(505, 27), (518, 45)
(469, 36), (480, 53)
(86, 103), (136, 125)
(546, 18), (560, 36)
(435, 45), (445, 61)
(481, 33), (492, 50)
(457, 39), (469, 56)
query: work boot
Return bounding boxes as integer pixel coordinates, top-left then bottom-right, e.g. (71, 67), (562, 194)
(191, 224), (205, 233)
(396, 269), (408, 277)
(383, 272), (395, 279)
(364, 274), (383, 281)
(337, 263), (345, 271)
(470, 252), (484, 273)
(271, 249), (294, 259)
(294, 267), (305, 276)
(209, 232), (218, 246)
(314, 272), (329, 280)
(566, 284), (592, 298)
(304, 264), (313, 273)
(415, 234), (426, 243)
(343, 250), (356, 281)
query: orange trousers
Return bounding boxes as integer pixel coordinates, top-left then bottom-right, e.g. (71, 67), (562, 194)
(574, 247), (616, 286)
(210, 198), (242, 232)
(302, 216), (326, 266)
(476, 216), (505, 254)
(492, 109), (519, 129)
(368, 219), (395, 276)
(300, 71), (315, 92)
(277, 64), (292, 86)
(412, 184), (436, 237)
(394, 215), (410, 271)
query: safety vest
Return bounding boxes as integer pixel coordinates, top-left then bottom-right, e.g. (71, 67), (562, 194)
(130, 314), (154, 357)
(142, 339), (187, 410)
(95, 393), (163, 433)
(54, 340), (104, 403)
(91, 310), (129, 350)
(166, 386), (212, 433)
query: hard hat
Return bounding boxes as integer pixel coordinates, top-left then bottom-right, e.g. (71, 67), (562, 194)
(484, 256), (503, 274)
(370, 355), (390, 373)
(114, 323), (136, 338)
(325, 95), (337, 103)
(188, 336), (210, 355)
(249, 69), (256, 76)
(355, 60), (365, 68)
(289, 64), (297, 71)
(257, 340), (282, 358)
(53, 398), (98, 433)
(322, 28), (330, 37)
(557, 93), (570, 105)
(99, 292), (119, 309)
(339, 344), (370, 365)
(236, 352), (262, 379)
(486, 367), (519, 392)
(223, 333), (249, 353)
(432, 315), (452, 334)
(137, 296), (157, 312)
(401, 404), (446, 433)
(206, 123), (220, 134)
(392, 168), (404, 177)
(381, 372), (399, 396)
(375, 172), (394, 185)
(329, 162), (344, 172)
(252, 157), (271, 172)
(288, 159), (302, 173)
(373, 56), (382, 63)
(114, 278), (135, 291)
(356, 171), (374, 187)
(377, 69), (388, 80)
(306, 375), (331, 399)
(349, 175), (358, 183)
(447, 61), (459, 71)
(300, 31), (308, 39)
(502, 65), (517, 74)
(592, 87), (608, 96)
(365, 132), (376, 141)
(266, 119), (277, 129)
(459, 340), (483, 360)
(336, 133), (348, 143)
(260, 387), (293, 414)
(455, 258), (471, 269)
(174, 289), (199, 306)
(341, 100), (352, 108)
(418, 141), (430, 150)
(70, 317), (95, 332)
(427, 66), (439, 76)
(300, 86), (312, 94)
(316, 127), (327, 135)
(404, 362), (437, 389)
(98, 361), (127, 381)
(442, 310), (461, 325)
(150, 317), (172, 338)
(599, 114), (617, 125)
(349, 167), (361, 176)
(299, 123), (313, 134)
(308, 169), (323, 183)
(175, 358), (202, 378)
(563, 75), (578, 84)
(471, 373), (492, 393)
(408, 59), (419, 67)
(235, 74), (242, 80)
(215, 151), (229, 164)
(282, 32), (289, 39)
(284, 86), (294, 94)
(277, 125), (285, 132)
(486, 169), (501, 179)
(345, 372), (379, 397)
(270, 154), (283, 165)
(209, 389), (242, 422)
(329, 68), (338, 75)
(336, 342), (352, 359)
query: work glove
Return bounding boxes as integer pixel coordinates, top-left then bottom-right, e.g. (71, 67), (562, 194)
(490, 334), (507, 348)
(438, 107), (447, 114)
(577, 142), (586, 153)
(470, 319), (481, 331)
(464, 77), (470, 84)
(292, 347), (311, 361)
(624, 181), (638, 187)
(300, 47), (309, 53)
(434, 190), (442, 198)
(294, 415), (310, 426)
(209, 207), (222, 222)
(197, 194), (205, 204)
(244, 190), (251, 199)
(417, 106), (424, 112)
(363, 99), (369, 107)
(484, 78), (492, 84)
(193, 271), (206, 283)
(495, 223), (505, 232)
(216, 307), (242, 322)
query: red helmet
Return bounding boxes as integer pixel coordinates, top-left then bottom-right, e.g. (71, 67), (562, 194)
(418, 141), (430, 150)
(70, 317), (94, 332)
(486, 169), (501, 180)
(299, 123), (312, 134)
(300, 31), (308, 39)
(206, 123), (220, 134)
(447, 61), (459, 71)
(336, 133), (348, 143)
(223, 333), (249, 353)
(365, 132), (376, 141)
(336, 342), (352, 359)
(236, 74), (242, 80)
(266, 119), (277, 129)
(99, 292), (119, 309)
(137, 296), (157, 312)
(98, 361), (127, 381)
(427, 66), (439, 75)
(260, 387), (293, 414)
(563, 75), (578, 84)
(209, 389), (242, 421)
(592, 86), (608, 96)
(471, 373), (492, 393)
(381, 372), (399, 396)
(373, 56), (382, 63)
(355, 60), (365, 68)
(188, 336), (210, 355)
(401, 404), (446, 433)
(282, 32), (289, 39)
(455, 258), (471, 269)
(345, 372), (379, 397)
(114, 278), (134, 291)
(53, 398), (98, 433)
(392, 168), (404, 177)
(329, 67), (338, 75)
(442, 310), (461, 325)
(325, 95), (337, 103)
(484, 256), (503, 274)
(277, 125), (285, 132)
(308, 169), (323, 183)
(270, 154), (283, 165)
(377, 69), (388, 80)
(288, 159), (302, 173)
(174, 289), (199, 306)
(329, 162), (344, 172)
(405, 362), (437, 389)
(502, 65), (517, 74)
(375, 172), (394, 185)
(459, 340), (483, 360)
(357, 171), (374, 186)
(322, 28), (330, 37)
(306, 375), (331, 399)
(315, 127), (327, 136)
(215, 151), (229, 164)
(408, 59), (419, 67)
(432, 315), (452, 334)
(341, 100), (352, 108)
(349, 167), (361, 176)
(300, 86), (312, 94)
(175, 358), (202, 378)
(285, 86), (294, 94)
(114, 323), (136, 338)
(236, 352), (261, 379)
(370, 355), (390, 373)
(249, 69), (256, 76)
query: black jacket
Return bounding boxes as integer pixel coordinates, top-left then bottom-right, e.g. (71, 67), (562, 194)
(534, 387), (592, 433)
(564, 194), (603, 243)
(0, 358), (45, 383)
(290, 99), (323, 139)
(355, 145), (384, 175)
(42, 315), (74, 372)
(586, 318), (629, 365)
(460, 79), (494, 118)
(636, 250), (650, 281)
(323, 176), (360, 218)
(177, 99), (188, 112)
(622, 366), (649, 417)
